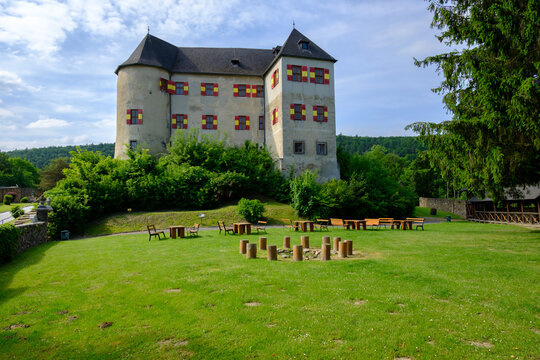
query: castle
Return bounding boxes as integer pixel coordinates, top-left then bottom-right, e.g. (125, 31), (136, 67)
(115, 28), (340, 182)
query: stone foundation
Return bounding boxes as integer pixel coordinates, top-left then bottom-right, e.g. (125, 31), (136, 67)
(15, 222), (48, 253)
(418, 197), (467, 218)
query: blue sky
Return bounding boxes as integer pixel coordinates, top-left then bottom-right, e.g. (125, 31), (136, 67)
(0, 0), (453, 151)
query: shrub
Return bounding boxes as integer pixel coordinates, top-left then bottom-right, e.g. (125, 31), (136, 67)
(10, 205), (24, 218)
(289, 170), (330, 220)
(3, 194), (13, 205)
(237, 198), (265, 223)
(20, 197), (29, 203)
(0, 224), (20, 264)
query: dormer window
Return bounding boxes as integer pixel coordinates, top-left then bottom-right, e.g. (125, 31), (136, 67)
(231, 58), (240, 66)
(298, 40), (310, 50)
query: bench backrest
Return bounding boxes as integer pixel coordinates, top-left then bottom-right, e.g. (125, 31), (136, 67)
(406, 218), (424, 224)
(317, 219), (329, 223)
(281, 218), (292, 225)
(217, 221), (225, 230)
(147, 225), (157, 233)
(365, 218), (379, 226)
(379, 218), (394, 224)
(330, 218), (344, 226)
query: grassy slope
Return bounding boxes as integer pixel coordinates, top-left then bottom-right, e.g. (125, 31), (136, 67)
(0, 222), (538, 359)
(83, 201), (301, 236)
(0, 203), (28, 213)
(414, 206), (464, 219)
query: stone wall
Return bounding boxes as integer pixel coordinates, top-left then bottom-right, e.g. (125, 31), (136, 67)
(15, 222), (48, 253)
(418, 197), (467, 218)
(0, 186), (36, 202)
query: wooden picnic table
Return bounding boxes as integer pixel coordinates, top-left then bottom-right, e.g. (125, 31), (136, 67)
(391, 220), (413, 230)
(344, 220), (367, 230)
(294, 220), (314, 232)
(169, 225), (185, 238)
(233, 222), (252, 235)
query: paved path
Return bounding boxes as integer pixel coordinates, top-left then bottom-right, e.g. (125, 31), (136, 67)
(0, 206), (34, 225)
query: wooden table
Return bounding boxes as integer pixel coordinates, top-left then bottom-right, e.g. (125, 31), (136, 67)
(294, 220), (314, 232)
(233, 222), (251, 235)
(344, 220), (367, 230)
(391, 220), (413, 230)
(169, 225), (185, 238)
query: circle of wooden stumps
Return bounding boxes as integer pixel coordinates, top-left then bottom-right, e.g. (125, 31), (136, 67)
(339, 241), (347, 258)
(333, 237), (341, 250)
(267, 245), (277, 261)
(322, 236), (331, 245)
(283, 236), (290, 249)
(259, 237), (267, 250)
(246, 243), (257, 259)
(321, 243), (331, 261)
(239, 239), (249, 254)
(301, 236), (309, 249)
(293, 245), (303, 261)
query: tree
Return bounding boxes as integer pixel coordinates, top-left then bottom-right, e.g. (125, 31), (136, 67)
(0, 153), (40, 188)
(39, 157), (69, 192)
(408, 0), (540, 199)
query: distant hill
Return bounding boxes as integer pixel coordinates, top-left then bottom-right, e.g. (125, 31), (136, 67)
(7, 143), (115, 169)
(336, 135), (425, 157)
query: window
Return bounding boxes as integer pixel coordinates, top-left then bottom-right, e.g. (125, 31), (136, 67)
(172, 114), (188, 129)
(272, 107), (279, 125)
(290, 104), (306, 121)
(202, 115), (217, 130)
(271, 68), (279, 89)
(233, 84), (251, 97)
(235, 115), (250, 130)
(316, 142), (327, 155)
(299, 40), (310, 50)
(129, 140), (137, 150)
(310, 67), (330, 84)
(201, 83), (218, 96)
(254, 85), (264, 98)
(259, 116), (264, 130)
(287, 64), (307, 82)
(312, 105), (328, 122)
(175, 82), (188, 95)
(294, 141), (305, 154)
(126, 109), (142, 125)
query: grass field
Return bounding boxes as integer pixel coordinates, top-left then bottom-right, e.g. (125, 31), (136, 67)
(1, 222), (538, 359)
(0, 203), (29, 213)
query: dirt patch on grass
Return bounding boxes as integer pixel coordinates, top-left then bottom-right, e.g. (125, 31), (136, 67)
(68, 316), (78, 322)
(394, 357), (413, 360)
(244, 302), (260, 307)
(159, 338), (189, 347)
(99, 322), (113, 330)
(14, 311), (30, 315)
(467, 340), (493, 348)
(333, 339), (343, 344)
(265, 324), (277, 328)
(351, 300), (367, 306)
(165, 288), (181, 293)
(531, 327), (540, 334)
(57, 310), (69, 315)
(3, 324), (30, 330)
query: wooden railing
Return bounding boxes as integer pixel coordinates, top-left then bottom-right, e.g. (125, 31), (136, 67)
(470, 211), (539, 224)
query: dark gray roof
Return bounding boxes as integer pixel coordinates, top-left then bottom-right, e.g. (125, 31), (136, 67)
(469, 184), (540, 202)
(116, 29), (336, 76)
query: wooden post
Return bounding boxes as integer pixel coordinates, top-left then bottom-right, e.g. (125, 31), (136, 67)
(239, 239), (249, 254)
(293, 245), (303, 261)
(301, 236), (309, 249)
(246, 243), (257, 259)
(333, 237), (341, 250)
(322, 236), (330, 245)
(321, 243), (331, 261)
(338, 241), (347, 258)
(345, 240), (353, 255)
(283, 236), (290, 249)
(267, 245), (277, 261)
(259, 237), (267, 250)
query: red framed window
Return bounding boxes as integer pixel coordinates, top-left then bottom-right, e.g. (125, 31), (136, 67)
(172, 114), (188, 129)
(233, 84), (251, 97)
(252, 85), (264, 98)
(271, 69), (279, 89)
(310, 68), (330, 84)
(313, 105), (328, 122)
(126, 109), (142, 125)
(175, 82), (188, 95)
(159, 78), (176, 94)
(201, 83), (218, 96)
(202, 115), (217, 130)
(287, 64), (308, 82)
(235, 115), (250, 130)
(290, 104), (306, 121)
(259, 116), (264, 130)
(272, 107), (279, 125)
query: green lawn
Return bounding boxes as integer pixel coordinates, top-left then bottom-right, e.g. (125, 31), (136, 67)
(1, 222), (538, 359)
(84, 201), (301, 236)
(0, 203), (30, 213)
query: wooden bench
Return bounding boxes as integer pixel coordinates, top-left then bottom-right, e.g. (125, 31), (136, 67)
(187, 223), (200, 236)
(147, 225), (166, 241)
(314, 219), (329, 231)
(330, 218), (350, 230)
(406, 218), (425, 230)
(253, 220), (267, 233)
(378, 218), (394, 229)
(217, 221), (234, 235)
(281, 218), (294, 230)
(364, 219), (380, 229)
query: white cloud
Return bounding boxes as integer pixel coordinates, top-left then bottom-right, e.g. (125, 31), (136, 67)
(55, 104), (77, 113)
(0, 123), (17, 131)
(0, 108), (15, 118)
(94, 118), (115, 129)
(60, 134), (89, 144)
(0, 70), (39, 94)
(26, 118), (70, 129)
